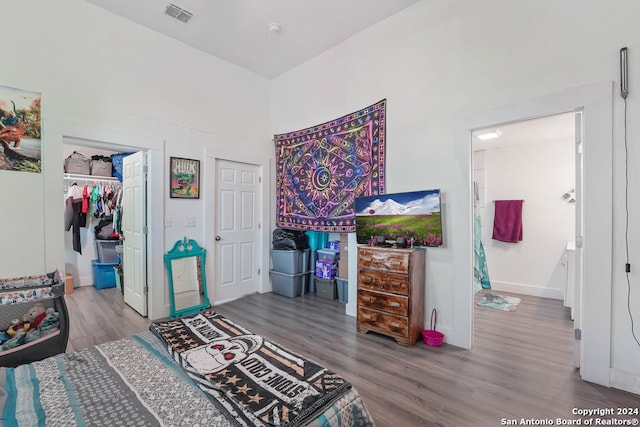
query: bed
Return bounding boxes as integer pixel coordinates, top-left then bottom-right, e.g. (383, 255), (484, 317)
(0, 310), (376, 426)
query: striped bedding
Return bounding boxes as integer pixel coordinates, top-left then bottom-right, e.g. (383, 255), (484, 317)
(0, 331), (375, 426)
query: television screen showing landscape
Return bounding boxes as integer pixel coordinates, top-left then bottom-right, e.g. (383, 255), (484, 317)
(355, 189), (443, 247)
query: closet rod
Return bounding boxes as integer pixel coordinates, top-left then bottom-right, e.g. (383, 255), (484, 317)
(64, 173), (119, 183)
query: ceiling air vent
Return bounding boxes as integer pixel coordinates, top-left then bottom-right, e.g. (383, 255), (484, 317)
(164, 3), (193, 23)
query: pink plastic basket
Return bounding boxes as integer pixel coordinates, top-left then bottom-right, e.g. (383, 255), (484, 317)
(422, 309), (444, 347)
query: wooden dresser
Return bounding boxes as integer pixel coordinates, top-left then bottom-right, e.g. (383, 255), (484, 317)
(356, 246), (425, 347)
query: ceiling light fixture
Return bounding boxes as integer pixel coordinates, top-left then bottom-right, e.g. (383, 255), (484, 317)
(476, 129), (502, 140)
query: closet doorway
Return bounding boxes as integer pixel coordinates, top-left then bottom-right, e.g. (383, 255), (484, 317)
(63, 138), (146, 316)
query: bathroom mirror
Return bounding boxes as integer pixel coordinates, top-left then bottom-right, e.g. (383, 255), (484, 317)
(164, 237), (210, 318)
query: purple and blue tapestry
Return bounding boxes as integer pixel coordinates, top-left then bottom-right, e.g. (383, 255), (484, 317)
(274, 100), (386, 232)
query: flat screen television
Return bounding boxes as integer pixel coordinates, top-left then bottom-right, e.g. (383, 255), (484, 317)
(355, 189), (443, 247)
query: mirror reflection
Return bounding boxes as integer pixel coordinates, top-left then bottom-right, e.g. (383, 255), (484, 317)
(165, 237), (210, 318)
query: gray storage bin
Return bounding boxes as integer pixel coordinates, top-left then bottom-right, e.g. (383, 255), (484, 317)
(270, 249), (310, 274)
(269, 270), (309, 297)
(90, 159), (113, 177)
(309, 250), (318, 292)
(64, 151), (90, 175)
(335, 277), (348, 304)
(96, 240), (119, 263)
(316, 278), (337, 300)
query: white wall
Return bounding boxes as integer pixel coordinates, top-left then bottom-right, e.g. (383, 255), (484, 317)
(477, 138), (575, 299)
(1, 0), (271, 319)
(271, 0), (640, 392)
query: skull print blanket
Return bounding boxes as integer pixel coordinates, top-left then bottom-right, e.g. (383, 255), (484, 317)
(149, 311), (352, 427)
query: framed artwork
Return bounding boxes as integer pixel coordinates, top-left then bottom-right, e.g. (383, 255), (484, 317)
(170, 157), (200, 199)
(0, 84), (42, 173)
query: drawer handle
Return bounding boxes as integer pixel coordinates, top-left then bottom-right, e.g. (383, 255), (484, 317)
(362, 296), (371, 302)
(391, 322), (401, 328)
(363, 314), (372, 320)
(361, 257), (372, 262)
(390, 261), (402, 266)
(362, 276), (372, 283)
(389, 302), (400, 307)
(390, 282), (401, 287)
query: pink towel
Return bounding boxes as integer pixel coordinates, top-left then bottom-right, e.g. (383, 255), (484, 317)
(492, 200), (523, 243)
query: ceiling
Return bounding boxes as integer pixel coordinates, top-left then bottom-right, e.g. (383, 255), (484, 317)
(473, 112), (576, 151)
(84, 0), (421, 78)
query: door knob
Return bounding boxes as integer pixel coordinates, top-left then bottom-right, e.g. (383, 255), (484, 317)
(215, 235), (221, 241)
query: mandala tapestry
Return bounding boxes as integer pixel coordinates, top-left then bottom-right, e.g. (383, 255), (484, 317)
(274, 99), (386, 232)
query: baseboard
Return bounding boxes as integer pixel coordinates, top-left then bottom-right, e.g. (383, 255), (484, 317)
(610, 368), (640, 395)
(78, 274), (93, 287)
(490, 281), (564, 300)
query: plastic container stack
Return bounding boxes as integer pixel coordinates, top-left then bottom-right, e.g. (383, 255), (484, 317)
(269, 250), (310, 297)
(314, 238), (341, 300)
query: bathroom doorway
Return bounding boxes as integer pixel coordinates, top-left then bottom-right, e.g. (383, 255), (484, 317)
(459, 81), (614, 386)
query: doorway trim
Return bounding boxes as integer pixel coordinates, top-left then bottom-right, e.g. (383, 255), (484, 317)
(454, 81), (613, 386)
(44, 119), (166, 320)
(205, 147), (271, 303)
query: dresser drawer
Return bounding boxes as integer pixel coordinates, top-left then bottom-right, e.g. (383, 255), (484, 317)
(358, 248), (410, 273)
(358, 290), (408, 316)
(358, 307), (408, 337)
(358, 269), (409, 295)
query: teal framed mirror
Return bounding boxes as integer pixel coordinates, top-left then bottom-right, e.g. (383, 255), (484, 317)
(164, 237), (210, 318)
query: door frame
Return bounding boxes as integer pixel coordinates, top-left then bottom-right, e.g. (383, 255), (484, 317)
(454, 81), (613, 386)
(205, 147), (271, 303)
(44, 119), (165, 319)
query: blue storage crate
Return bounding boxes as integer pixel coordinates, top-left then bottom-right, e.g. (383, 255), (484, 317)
(92, 259), (117, 289)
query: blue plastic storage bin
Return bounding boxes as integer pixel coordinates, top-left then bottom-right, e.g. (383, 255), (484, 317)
(92, 259), (117, 289)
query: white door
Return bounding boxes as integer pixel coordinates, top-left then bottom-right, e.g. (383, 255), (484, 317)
(573, 112), (583, 369)
(214, 160), (261, 303)
(122, 151), (147, 316)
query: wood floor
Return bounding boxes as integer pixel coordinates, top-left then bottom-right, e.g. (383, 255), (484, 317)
(66, 286), (638, 427)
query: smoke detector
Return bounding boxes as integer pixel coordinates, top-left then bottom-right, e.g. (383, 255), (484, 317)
(165, 3), (194, 23)
(268, 23), (282, 34)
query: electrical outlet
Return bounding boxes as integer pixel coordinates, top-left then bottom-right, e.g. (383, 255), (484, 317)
(164, 217), (172, 227)
(185, 217), (195, 227)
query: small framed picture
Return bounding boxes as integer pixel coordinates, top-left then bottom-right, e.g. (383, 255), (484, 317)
(170, 157), (200, 199)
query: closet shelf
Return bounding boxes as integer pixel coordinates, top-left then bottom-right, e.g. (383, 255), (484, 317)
(64, 173), (119, 182)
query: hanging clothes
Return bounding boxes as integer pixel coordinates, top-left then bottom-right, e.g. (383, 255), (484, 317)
(81, 185), (90, 214)
(113, 187), (124, 236)
(65, 183), (85, 254)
